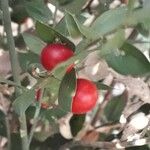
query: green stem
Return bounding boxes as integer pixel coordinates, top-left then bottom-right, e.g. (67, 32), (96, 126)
(28, 89), (43, 146)
(5, 116), (11, 150)
(28, 104), (41, 145)
(1, 0), (28, 150)
(1, 0), (21, 95)
(19, 114), (29, 150)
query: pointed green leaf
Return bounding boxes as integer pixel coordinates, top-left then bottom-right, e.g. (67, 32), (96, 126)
(70, 114), (85, 136)
(91, 7), (127, 37)
(35, 21), (75, 50)
(95, 82), (111, 90)
(100, 29), (125, 56)
(43, 107), (67, 121)
(23, 33), (46, 55)
(18, 51), (40, 72)
(65, 12), (96, 40)
(105, 43), (150, 75)
(104, 94), (126, 122)
(65, 12), (81, 38)
(35, 21), (55, 43)
(25, 0), (52, 23)
(13, 89), (35, 116)
(51, 0), (87, 14)
(58, 69), (76, 112)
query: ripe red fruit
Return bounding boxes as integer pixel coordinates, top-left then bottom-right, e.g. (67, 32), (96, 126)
(72, 78), (98, 114)
(40, 43), (74, 71)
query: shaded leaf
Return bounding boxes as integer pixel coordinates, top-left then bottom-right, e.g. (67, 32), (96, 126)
(11, 133), (22, 150)
(18, 51), (40, 72)
(25, 0), (52, 23)
(104, 94), (126, 122)
(70, 114), (85, 136)
(58, 69), (76, 112)
(44, 107), (67, 121)
(51, 0), (87, 14)
(13, 89), (35, 116)
(95, 82), (111, 90)
(105, 43), (150, 75)
(23, 33), (46, 55)
(35, 21), (75, 50)
(11, 4), (28, 24)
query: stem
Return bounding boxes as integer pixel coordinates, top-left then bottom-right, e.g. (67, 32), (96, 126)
(28, 89), (43, 146)
(5, 116), (11, 150)
(19, 114), (29, 150)
(1, 0), (28, 150)
(28, 104), (41, 145)
(1, 0), (21, 91)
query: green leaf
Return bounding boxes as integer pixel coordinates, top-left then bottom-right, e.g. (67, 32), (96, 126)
(70, 114), (85, 136)
(35, 21), (55, 43)
(104, 94), (126, 122)
(13, 89), (35, 116)
(58, 69), (76, 112)
(43, 107), (67, 121)
(18, 51), (40, 72)
(127, 2), (150, 29)
(23, 33), (46, 55)
(100, 29), (125, 56)
(25, 0), (52, 23)
(65, 12), (96, 40)
(55, 17), (69, 37)
(95, 82), (111, 90)
(51, 0), (87, 14)
(65, 12), (81, 38)
(11, 4), (28, 24)
(105, 43), (150, 76)
(91, 7), (127, 37)
(127, 0), (136, 11)
(11, 133), (22, 150)
(35, 21), (75, 50)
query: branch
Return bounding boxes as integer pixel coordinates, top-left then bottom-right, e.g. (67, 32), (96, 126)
(59, 140), (116, 150)
(1, 0), (28, 150)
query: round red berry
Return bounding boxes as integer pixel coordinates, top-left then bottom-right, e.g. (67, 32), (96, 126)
(40, 43), (74, 71)
(72, 78), (98, 114)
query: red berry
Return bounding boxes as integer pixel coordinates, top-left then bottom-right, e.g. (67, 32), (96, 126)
(40, 43), (74, 71)
(72, 78), (98, 114)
